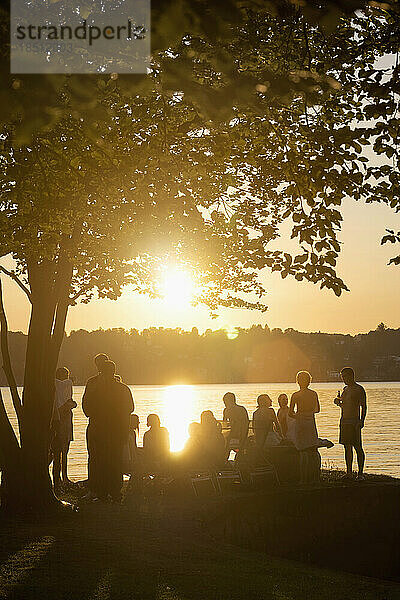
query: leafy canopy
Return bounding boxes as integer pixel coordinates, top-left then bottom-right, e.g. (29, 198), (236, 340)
(0, 0), (399, 311)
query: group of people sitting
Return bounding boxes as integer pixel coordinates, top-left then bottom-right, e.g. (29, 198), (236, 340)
(50, 353), (367, 502)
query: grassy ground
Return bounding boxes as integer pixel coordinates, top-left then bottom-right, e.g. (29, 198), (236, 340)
(0, 483), (399, 600)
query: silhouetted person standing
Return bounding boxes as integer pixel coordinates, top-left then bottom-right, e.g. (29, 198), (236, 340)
(82, 353), (110, 497)
(335, 367), (367, 480)
(51, 367), (77, 491)
(289, 371), (321, 485)
(83, 360), (134, 501)
(222, 392), (249, 454)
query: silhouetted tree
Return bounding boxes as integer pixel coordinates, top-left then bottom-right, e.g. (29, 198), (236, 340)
(0, 83), (271, 511)
(0, 0), (399, 512)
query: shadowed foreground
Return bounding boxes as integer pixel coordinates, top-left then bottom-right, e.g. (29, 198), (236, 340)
(0, 489), (399, 600)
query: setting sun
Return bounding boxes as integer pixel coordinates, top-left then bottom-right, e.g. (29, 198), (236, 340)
(161, 269), (195, 307)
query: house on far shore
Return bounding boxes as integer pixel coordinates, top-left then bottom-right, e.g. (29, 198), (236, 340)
(372, 355), (400, 380)
(327, 370), (341, 381)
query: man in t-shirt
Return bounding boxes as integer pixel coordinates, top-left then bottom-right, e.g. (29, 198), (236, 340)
(222, 392), (249, 455)
(334, 367), (367, 480)
(82, 353), (110, 496)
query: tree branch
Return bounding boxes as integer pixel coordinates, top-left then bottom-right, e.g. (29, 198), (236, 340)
(69, 285), (93, 303)
(0, 266), (32, 302)
(50, 257), (73, 370)
(0, 277), (23, 428)
(302, 22), (312, 71)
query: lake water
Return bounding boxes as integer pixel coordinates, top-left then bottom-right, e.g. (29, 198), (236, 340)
(2, 382), (400, 479)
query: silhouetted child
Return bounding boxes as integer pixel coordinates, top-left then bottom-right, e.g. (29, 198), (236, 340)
(182, 422), (203, 470)
(126, 414), (145, 495)
(200, 410), (226, 469)
(130, 413), (139, 450)
(253, 394), (281, 451)
(277, 394), (289, 436)
(51, 367), (77, 490)
(143, 414), (170, 472)
(124, 413), (139, 475)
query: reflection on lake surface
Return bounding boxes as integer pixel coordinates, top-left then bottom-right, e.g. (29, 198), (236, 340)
(160, 385), (198, 452)
(2, 382), (400, 480)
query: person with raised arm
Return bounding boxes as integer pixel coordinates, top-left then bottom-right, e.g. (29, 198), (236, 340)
(334, 367), (367, 481)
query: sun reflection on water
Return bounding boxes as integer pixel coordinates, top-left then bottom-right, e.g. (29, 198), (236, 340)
(160, 385), (198, 452)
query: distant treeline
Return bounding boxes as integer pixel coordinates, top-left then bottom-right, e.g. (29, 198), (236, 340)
(2, 324), (400, 386)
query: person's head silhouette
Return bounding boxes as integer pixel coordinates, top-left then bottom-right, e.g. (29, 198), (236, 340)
(223, 392), (236, 408)
(257, 394), (272, 408)
(102, 360), (116, 380)
(56, 366), (69, 381)
(278, 393), (288, 407)
(147, 414), (161, 429)
(94, 353), (109, 373)
(131, 414), (140, 431)
(296, 371), (311, 389)
(188, 422), (201, 439)
(201, 410), (217, 427)
(341, 367), (355, 386)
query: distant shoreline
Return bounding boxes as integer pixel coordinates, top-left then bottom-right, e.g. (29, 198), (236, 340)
(3, 326), (399, 386)
(2, 380), (400, 388)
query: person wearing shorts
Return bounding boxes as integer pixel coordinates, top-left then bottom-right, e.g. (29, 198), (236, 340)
(335, 367), (367, 480)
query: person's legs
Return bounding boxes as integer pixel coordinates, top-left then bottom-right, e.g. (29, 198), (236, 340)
(315, 449), (321, 483)
(344, 444), (353, 474)
(308, 448), (321, 484)
(52, 451), (61, 490)
(86, 424), (95, 492)
(255, 432), (266, 464)
(299, 450), (308, 484)
(225, 434), (232, 461)
(110, 469), (123, 501)
(354, 443), (365, 476)
(95, 446), (108, 500)
(61, 448), (72, 484)
(90, 433), (108, 499)
(106, 443), (121, 501)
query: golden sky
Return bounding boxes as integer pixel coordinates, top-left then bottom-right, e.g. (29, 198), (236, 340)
(1, 198), (399, 335)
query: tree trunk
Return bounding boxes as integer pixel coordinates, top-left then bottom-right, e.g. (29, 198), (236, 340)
(0, 278), (23, 426)
(0, 259), (73, 514)
(0, 389), (24, 511)
(17, 290), (56, 510)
